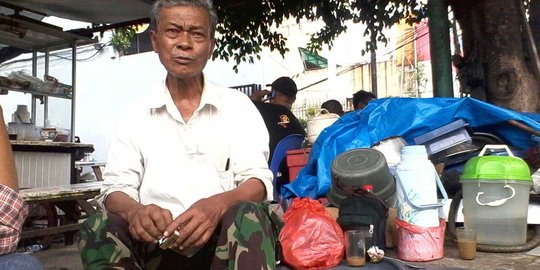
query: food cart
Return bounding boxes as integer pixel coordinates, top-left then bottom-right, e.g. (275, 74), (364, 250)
(0, 0), (151, 187)
(0, 0), (152, 246)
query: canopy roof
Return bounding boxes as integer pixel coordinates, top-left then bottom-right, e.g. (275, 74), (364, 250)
(0, 0), (153, 24)
(0, 0), (154, 60)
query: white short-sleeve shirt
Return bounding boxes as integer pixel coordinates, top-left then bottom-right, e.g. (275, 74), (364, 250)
(96, 77), (273, 218)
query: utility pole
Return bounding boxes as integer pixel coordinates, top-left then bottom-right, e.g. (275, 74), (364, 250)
(370, 33), (378, 96)
(427, 0), (453, 97)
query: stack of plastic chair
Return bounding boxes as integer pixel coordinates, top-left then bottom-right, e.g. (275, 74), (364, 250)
(269, 134), (304, 202)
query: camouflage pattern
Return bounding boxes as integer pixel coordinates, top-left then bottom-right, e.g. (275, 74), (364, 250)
(78, 202), (282, 270)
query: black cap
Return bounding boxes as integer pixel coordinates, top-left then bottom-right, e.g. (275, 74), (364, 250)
(266, 77), (297, 97)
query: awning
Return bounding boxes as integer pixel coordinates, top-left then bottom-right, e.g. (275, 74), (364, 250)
(0, 0), (153, 24)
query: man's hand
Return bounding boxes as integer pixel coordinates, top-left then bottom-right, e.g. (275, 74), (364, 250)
(126, 204), (173, 243)
(164, 197), (226, 252)
(249, 89), (271, 102)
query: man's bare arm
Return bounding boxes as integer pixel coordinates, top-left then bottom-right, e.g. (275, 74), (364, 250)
(0, 106), (17, 191)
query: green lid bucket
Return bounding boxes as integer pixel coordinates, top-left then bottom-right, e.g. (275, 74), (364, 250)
(460, 145), (531, 182)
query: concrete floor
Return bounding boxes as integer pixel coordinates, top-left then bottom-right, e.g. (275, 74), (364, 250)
(28, 236), (540, 270)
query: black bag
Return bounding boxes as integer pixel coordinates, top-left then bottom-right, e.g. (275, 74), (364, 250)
(337, 190), (388, 249)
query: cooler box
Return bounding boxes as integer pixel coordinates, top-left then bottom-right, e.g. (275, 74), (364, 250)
(286, 148), (311, 182)
(460, 145), (532, 245)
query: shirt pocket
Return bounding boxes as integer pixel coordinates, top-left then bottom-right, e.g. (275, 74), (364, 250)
(217, 169), (235, 191)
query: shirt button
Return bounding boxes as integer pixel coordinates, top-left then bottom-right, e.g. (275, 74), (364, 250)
(189, 155), (194, 160)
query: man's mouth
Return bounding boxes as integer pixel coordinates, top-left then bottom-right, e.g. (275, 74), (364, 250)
(173, 56), (194, 64)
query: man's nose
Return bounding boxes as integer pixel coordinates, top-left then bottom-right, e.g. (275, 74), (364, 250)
(175, 32), (193, 49)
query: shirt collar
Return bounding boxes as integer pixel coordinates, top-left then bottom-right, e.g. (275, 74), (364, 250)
(145, 74), (221, 111)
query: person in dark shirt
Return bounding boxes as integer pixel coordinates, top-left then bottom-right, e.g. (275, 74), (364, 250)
(352, 90), (376, 110)
(250, 76), (305, 162)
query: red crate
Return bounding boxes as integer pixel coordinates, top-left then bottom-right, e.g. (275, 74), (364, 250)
(286, 148), (311, 182)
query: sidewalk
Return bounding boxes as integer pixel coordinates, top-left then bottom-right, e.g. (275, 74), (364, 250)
(31, 237), (540, 270)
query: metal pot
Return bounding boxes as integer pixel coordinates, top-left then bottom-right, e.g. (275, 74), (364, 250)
(371, 136), (407, 166)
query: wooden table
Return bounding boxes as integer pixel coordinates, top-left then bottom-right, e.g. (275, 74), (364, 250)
(19, 182), (102, 245)
(74, 161), (106, 181)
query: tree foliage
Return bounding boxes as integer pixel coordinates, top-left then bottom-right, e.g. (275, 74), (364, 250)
(213, 0), (426, 70)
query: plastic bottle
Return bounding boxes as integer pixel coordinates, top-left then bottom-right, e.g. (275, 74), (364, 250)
(362, 184), (374, 193)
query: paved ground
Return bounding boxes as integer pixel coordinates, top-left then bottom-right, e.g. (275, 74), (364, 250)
(28, 235), (540, 270)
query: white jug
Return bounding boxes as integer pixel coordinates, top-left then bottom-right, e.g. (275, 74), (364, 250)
(306, 109), (339, 144)
(395, 145), (448, 227)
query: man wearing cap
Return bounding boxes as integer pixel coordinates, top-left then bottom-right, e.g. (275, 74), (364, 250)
(250, 76), (305, 162)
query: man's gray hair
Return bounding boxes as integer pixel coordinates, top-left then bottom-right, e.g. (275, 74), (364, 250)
(150, 0), (218, 37)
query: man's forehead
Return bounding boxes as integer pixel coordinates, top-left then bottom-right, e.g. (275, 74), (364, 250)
(158, 6), (210, 25)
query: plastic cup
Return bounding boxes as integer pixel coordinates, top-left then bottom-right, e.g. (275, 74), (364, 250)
(456, 228), (477, 260)
(345, 230), (366, 266)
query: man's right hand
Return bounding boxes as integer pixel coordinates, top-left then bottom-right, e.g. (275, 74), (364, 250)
(126, 204), (173, 243)
(249, 89), (271, 102)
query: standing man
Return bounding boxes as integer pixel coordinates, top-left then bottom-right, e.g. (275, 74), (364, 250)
(250, 77), (305, 162)
(0, 105), (43, 270)
(79, 1), (279, 269)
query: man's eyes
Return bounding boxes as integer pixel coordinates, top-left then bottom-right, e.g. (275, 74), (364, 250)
(163, 28), (206, 39)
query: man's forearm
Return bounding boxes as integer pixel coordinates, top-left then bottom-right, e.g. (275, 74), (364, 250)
(0, 107), (17, 191)
(105, 191), (144, 221)
(210, 178), (266, 212)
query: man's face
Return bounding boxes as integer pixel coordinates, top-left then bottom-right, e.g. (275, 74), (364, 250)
(150, 6), (215, 80)
(269, 90), (293, 109)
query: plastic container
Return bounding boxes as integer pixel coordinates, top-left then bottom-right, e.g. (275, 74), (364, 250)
(395, 145), (448, 227)
(286, 148), (311, 182)
(307, 109), (339, 144)
(330, 148), (396, 207)
(460, 145), (532, 245)
(413, 119), (471, 155)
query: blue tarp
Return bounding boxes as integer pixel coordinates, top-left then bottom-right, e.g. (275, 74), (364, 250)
(281, 97), (540, 199)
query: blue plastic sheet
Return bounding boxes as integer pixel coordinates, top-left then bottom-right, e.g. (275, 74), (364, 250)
(281, 97), (540, 199)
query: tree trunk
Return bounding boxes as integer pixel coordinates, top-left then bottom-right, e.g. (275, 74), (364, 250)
(451, 0), (540, 112)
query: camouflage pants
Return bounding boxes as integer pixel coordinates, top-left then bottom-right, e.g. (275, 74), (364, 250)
(78, 202), (283, 270)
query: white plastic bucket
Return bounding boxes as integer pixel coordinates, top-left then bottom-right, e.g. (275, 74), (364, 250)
(460, 145), (532, 245)
(396, 145), (448, 227)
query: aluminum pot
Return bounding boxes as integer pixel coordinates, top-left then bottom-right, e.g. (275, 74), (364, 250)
(371, 136), (407, 166)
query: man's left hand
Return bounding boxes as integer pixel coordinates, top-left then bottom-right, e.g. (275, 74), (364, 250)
(165, 196), (226, 251)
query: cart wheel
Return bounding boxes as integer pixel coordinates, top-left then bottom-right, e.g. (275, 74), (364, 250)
(20, 202), (57, 249)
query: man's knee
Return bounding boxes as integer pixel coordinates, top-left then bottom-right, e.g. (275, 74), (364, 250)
(221, 202), (277, 241)
(78, 212), (134, 267)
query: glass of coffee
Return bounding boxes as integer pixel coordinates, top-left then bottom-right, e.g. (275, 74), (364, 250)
(456, 227), (476, 260)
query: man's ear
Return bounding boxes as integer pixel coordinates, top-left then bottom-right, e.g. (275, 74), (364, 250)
(150, 30), (158, 52)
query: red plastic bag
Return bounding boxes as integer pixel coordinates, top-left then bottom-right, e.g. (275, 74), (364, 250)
(395, 218), (446, 262)
(279, 198), (345, 269)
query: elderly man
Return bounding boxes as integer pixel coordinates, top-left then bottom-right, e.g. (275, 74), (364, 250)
(78, 1), (279, 269)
